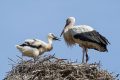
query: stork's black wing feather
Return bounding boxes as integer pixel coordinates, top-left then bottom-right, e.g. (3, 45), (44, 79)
(20, 42), (42, 49)
(74, 30), (110, 46)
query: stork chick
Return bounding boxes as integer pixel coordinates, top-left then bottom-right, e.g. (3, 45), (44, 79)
(60, 17), (110, 63)
(16, 33), (60, 60)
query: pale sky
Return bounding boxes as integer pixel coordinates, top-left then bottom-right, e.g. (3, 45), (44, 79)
(0, 0), (120, 79)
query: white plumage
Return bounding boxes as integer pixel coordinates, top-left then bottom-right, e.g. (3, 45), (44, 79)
(16, 33), (60, 60)
(60, 17), (110, 63)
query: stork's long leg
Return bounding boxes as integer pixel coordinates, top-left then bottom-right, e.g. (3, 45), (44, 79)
(33, 56), (38, 63)
(85, 48), (89, 63)
(82, 48), (85, 63)
(33, 57), (36, 63)
(21, 55), (24, 73)
(21, 55), (24, 63)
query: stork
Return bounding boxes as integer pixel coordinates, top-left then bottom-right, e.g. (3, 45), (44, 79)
(60, 17), (110, 63)
(16, 33), (60, 60)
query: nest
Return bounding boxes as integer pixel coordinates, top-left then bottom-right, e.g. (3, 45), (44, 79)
(4, 55), (118, 80)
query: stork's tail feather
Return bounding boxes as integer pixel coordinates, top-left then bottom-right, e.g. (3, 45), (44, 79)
(94, 45), (108, 52)
(16, 45), (24, 51)
(101, 45), (108, 52)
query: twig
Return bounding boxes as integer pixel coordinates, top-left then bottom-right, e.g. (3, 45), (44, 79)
(8, 58), (17, 64)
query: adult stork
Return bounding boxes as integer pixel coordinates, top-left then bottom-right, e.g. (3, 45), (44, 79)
(16, 33), (60, 60)
(60, 17), (110, 63)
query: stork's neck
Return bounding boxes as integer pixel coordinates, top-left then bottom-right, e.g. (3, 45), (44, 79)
(46, 38), (53, 51)
(65, 24), (74, 31)
(65, 21), (75, 29)
(48, 38), (53, 45)
(69, 22), (75, 26)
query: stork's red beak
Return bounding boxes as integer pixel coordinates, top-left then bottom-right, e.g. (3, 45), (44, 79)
(60, 29), (64, 37)
(53, 36), (60, 41)
(60, 19), (71, 37)
(60, 23), (68, 37)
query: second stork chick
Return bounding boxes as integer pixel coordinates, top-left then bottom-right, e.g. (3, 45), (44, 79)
(16, 33), (60, 60)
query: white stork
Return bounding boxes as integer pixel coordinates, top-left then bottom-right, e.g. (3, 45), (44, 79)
(60, 17), (110, 63)
(16, 33), (60, 60)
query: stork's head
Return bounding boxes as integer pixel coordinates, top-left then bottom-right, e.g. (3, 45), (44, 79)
(48, 33), (60, 41)
(60, 17), (75, 37)
(67, 17), (75, 25)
